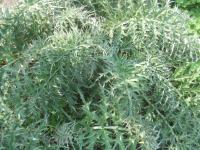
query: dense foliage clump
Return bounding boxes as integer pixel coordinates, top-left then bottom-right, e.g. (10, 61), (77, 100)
(0, 0), (200, 149)
(176, 0), (200, 34)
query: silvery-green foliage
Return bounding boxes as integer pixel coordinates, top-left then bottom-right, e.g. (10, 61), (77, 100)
(0, 0), (200, 149)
